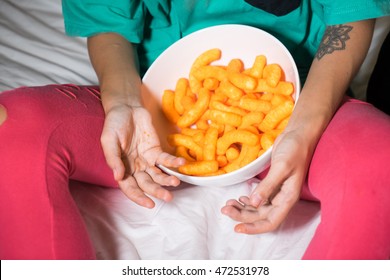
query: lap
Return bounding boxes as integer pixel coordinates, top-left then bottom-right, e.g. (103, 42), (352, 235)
(307, 98), (390, 198)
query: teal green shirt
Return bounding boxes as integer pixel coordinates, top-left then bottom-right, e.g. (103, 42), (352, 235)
(62, 0), (390, 80)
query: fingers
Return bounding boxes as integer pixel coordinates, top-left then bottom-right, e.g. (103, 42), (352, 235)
(118, 169), (176, 208)
(241, 199), (295, 234)
(118, 175), (156, 208)
(221, 204), (263, 224)
(146, 166), (181, 187)
(224, 197), (257, 212)
(99, 105), (184, 208)
(222, 199), (293, 234)
(156, 152), (186, 168)
(223, 129), (310, 234)
(134, 171), (174, 202)
(234, 219), (276, 234)
(222, 196), (270, 223)
(249, 161), (288, 207)
(222, 170), (301, 234)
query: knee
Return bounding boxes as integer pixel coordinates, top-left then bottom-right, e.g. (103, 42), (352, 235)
(0, 87), (66, 135)
(0, 87), (50, 126)
(0, 104), (7, 125)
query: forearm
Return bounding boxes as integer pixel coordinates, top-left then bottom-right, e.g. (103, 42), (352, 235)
(286, 19), (375, 149)
(87, 33), (142, 112)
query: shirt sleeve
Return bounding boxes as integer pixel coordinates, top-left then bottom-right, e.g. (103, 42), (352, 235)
(316, 0), (390, 25)
(62, 0), (145, 43)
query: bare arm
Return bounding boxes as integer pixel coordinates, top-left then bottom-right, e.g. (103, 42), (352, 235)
(87, 33), (184, 208)
(288, 20), (375, 154)
(222, 19), (375, 233)
(87, 33), (142, 111)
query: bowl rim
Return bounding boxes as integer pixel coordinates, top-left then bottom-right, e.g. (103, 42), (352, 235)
(142, 24), (301, 186)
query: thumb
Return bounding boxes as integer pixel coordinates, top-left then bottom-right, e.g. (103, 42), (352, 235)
(250, 166), (286, 207)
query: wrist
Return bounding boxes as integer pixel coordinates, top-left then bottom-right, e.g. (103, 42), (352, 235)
(88, 33), (143, 112)
(284, 95), (335, 151)
(100, 78), (143, 113)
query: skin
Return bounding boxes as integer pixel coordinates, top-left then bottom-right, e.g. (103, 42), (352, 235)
(221, 19), (376, 234)
(87, 33), (185, 209)
(87, 19), (375, 234)
(0, 104), (6, 125)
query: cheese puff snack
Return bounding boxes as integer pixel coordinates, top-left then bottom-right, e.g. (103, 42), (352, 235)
(161, 48), (296, 176)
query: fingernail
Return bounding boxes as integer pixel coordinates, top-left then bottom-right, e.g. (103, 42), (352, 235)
(235, 225), (244, 233)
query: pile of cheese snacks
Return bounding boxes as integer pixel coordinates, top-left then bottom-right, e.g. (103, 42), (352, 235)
(162, 48), (295, 176)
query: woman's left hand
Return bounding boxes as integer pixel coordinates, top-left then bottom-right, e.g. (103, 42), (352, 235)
(221, 128), (311, 234)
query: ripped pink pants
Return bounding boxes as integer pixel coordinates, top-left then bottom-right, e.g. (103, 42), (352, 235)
(0, 85), (390, 259)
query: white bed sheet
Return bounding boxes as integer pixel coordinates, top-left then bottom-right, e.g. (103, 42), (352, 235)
(70, 180), (320, 260)
(0, 0), (97, 90)
(0, 0), (387, 260)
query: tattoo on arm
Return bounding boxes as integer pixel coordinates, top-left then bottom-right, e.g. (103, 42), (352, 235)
(315, 24), (353, 60)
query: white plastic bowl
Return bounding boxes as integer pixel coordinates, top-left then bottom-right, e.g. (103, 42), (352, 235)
(141, 24), (300, 187)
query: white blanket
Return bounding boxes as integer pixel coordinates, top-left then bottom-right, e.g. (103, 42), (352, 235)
(70, 180), (320, 259)
(1, 0), (388, 260)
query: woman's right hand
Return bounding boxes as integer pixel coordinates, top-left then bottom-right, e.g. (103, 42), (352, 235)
(101, 102), (185, 208)
(87, 33), (184, 208)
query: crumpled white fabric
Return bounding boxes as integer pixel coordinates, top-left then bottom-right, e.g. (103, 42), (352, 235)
(70, 179), (321, 260)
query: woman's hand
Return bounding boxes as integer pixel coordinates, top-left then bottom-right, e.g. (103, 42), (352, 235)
(221, 19), (375, 233)
(221, 128), (311, 233)
(101, 103), (185, 208)
(87, 33), (185, 208)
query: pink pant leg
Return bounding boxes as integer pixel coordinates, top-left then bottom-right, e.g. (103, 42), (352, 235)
(0, 85), (117, 259)
(302, 99), (390, 259)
